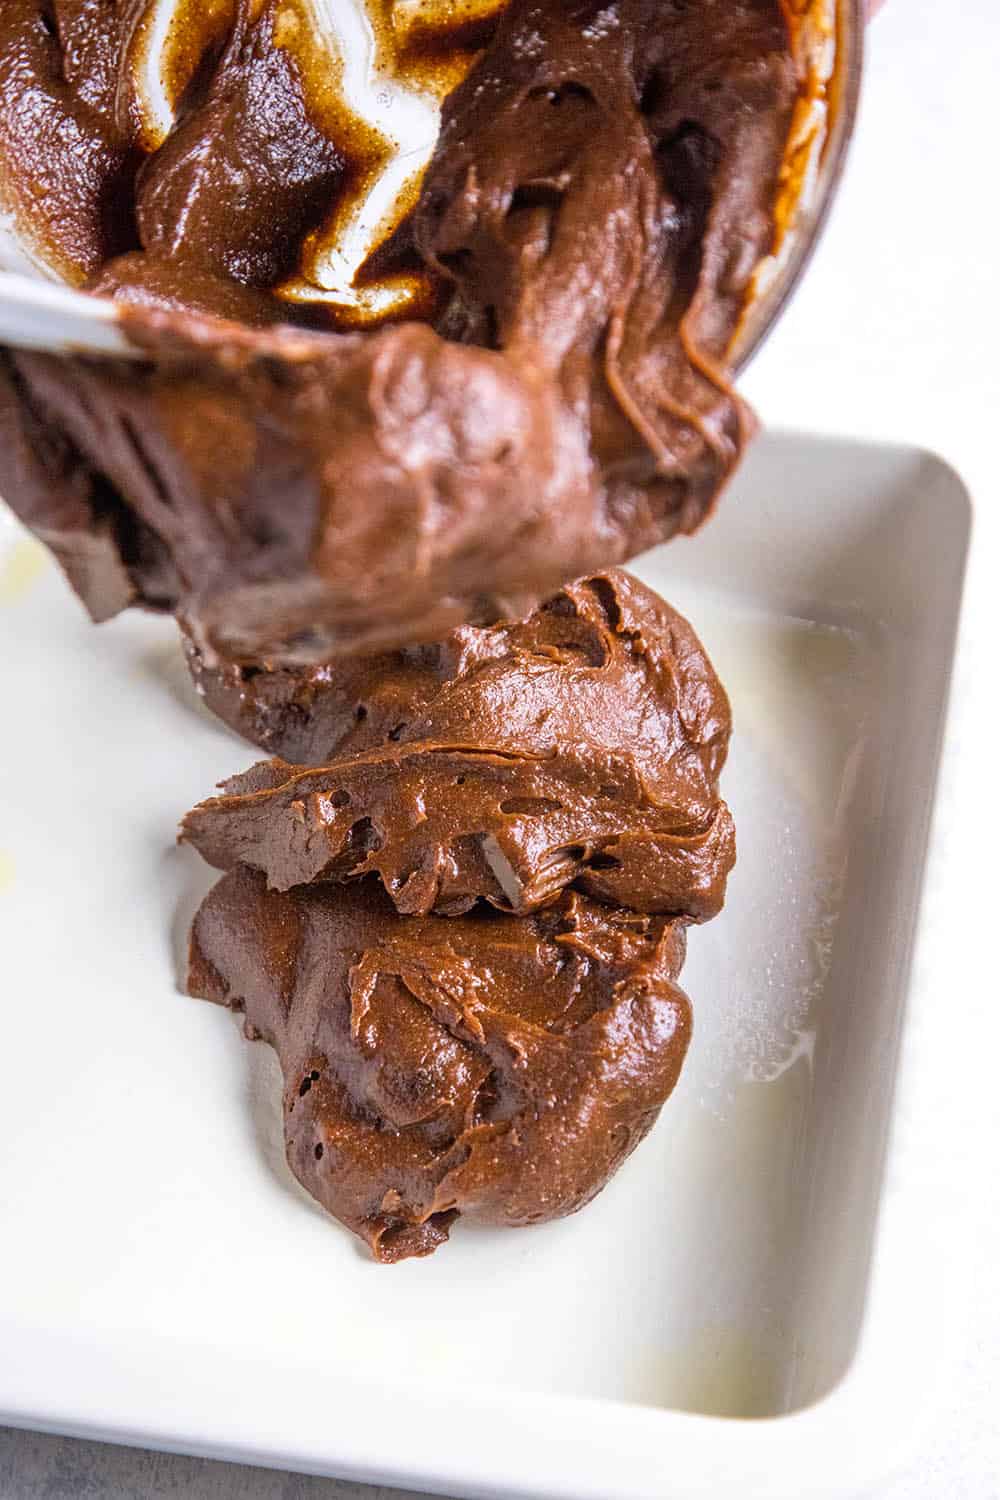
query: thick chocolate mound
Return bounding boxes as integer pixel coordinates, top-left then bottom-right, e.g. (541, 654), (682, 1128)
(182, 571), (736, 920)
(189, 862), (692, 1263)
(182, 570), (734, 1260)
(0, 0), (798, 661)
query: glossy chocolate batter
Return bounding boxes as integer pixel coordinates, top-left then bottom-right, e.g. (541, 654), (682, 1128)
(183, 570), (735, 1259)
(0, 0), (799, 661)
(189, 867), (692, 1262)
(0, 4), (751, 1256)
(182, 571), (736, 920)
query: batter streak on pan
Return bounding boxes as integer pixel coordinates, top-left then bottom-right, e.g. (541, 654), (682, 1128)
(0, 0), (800, 662)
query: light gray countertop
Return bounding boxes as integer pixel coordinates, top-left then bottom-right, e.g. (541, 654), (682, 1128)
(0, 1429), (432, 1500)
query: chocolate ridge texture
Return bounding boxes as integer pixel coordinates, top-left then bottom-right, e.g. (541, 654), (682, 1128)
(183, 570), (735, 1260)
(0, 0), (798, 662)
(189, 869), (693, 1262)
(182, 570), (736, 920)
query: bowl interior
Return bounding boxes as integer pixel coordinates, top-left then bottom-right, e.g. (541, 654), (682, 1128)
(0, 0), (862, 361)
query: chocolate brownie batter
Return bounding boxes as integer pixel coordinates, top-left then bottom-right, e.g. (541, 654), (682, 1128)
(0, 4), (752, 1257)
(183, 570), (735, 1259)
(182, 571), (736, 920)
(189, 868), (693, 1262)
(0, 0), (800, 661)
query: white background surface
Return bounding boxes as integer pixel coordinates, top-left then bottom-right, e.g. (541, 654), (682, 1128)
(1, 1), (997, 1496)
(747, 2), (1000, 1495)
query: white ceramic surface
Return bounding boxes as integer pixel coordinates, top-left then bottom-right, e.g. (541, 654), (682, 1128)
(0, 428), (969, 1499)
(739, 7), (1000, 1492)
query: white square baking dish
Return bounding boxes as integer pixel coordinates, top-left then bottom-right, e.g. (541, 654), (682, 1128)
(0, 427), (969, 1499)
